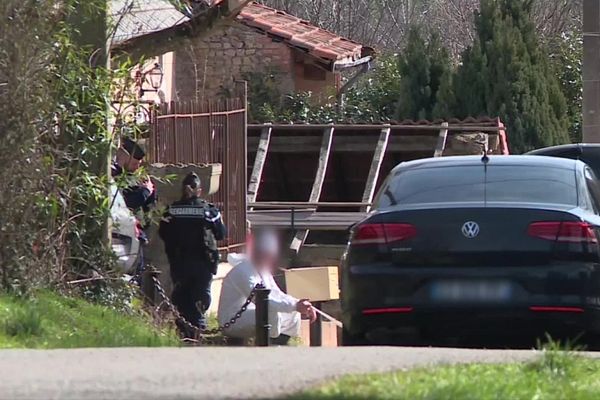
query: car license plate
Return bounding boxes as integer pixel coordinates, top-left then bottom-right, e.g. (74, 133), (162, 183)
(430, 280), (512, 303)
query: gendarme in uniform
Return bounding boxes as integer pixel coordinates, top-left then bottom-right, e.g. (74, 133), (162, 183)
(159, 173), (226, 336)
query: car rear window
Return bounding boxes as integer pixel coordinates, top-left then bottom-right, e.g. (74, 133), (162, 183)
(375, 165), (577, 208)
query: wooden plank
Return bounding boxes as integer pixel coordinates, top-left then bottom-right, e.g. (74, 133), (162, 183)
(291, 126), (334, 252)
(248, 123), (503, 132)
(247, 125), (272, 205)
(248, 211), (367, 231)
(249, 211), (368, 221)
(249, 201), (371, 209)
(247, 135), (439, 153)
(361, 127), (390, 212)
(433, 122), (449, 157)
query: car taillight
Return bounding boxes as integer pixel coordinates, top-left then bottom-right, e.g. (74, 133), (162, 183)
(528, 222), (598, 244)
(352, 223), (417, 245)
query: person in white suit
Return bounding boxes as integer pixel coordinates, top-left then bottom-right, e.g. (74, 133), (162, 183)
(218, 229), (316, 344)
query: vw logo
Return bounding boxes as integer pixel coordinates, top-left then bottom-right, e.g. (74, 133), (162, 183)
(461, 221), (480, 239)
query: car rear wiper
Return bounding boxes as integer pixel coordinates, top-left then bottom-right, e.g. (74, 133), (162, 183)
(383, 187), (398, 206)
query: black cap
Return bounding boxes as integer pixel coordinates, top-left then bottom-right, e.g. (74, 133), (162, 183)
(121, 138), (145, 160)
(182, 172), (201, 189)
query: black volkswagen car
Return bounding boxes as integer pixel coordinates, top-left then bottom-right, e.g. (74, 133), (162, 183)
(527, 144), (600, 177)
(341, 155), (600, 346)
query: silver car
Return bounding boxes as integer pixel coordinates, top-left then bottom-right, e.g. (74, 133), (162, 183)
(110, 186), (141, 274)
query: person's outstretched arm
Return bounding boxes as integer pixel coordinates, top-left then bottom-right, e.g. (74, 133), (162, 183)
(205, 205), (226, 241)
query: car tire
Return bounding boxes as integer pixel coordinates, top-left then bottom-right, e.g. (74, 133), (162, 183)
(341, 328), (369, 346)
(584, 333), (600, 351)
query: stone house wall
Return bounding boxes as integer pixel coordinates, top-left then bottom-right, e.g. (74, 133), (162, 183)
(173, 22), (337, 102)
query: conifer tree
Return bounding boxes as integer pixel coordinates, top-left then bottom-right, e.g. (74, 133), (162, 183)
(447, 0), (569, 153)
(396, 28), (453, 121)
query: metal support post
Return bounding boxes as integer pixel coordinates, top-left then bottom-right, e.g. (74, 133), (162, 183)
(142, 266), (161, 306)
(255, 284), (271, 346)
(291, 207), (296, 231)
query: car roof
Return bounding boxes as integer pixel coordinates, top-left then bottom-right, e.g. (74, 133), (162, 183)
(392, 155), (581, 174)
(527, 143), (600, 155)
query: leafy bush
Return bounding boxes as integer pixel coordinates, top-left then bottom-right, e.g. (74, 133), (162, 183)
(550, 30), (583, 143)
(0, 1), (143, 297)
(247, 55), (402, 124)
(343, 55), (402, 122)
(244, 68), (288, 123)
(3, 307), (43, 338)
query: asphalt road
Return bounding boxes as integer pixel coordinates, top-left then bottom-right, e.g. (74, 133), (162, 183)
(0, 347), (544, 400)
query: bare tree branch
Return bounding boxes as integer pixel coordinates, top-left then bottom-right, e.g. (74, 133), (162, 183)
(258, 0), (581, 59)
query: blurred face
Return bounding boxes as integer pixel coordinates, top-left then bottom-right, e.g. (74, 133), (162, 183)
(253, 252), (278, 274)
(251, 230), (280, 273)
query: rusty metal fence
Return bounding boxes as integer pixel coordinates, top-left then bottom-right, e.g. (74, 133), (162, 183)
(148, 96), (247, 252)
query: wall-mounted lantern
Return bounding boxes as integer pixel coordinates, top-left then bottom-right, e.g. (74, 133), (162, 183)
(136, 62), (164, 97)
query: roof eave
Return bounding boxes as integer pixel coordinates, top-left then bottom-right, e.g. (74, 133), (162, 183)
(333, 55), (374, 71)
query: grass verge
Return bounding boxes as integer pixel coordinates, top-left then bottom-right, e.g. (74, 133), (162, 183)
(0, 291), (179, 348)
(291, 350), (600, 400)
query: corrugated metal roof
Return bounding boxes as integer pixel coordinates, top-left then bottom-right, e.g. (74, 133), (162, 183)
(110, 0), (189, 45)
(237, 2), (375, 65)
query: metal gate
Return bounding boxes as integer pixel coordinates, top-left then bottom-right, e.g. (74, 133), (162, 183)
(149, 96), (247, 251)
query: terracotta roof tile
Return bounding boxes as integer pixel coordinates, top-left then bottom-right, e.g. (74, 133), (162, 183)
(395, 117), (504, 127)
(237, 2), (374, 65)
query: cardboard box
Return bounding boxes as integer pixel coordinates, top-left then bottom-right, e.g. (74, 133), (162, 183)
(284, 266), (339, 302)
(208, 263), (234, 315)
(299, 320), (339, 347)
(299, 320), (310, 346)
(321, 321), (339, 347)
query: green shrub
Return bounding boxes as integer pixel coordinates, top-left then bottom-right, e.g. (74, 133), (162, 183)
(0, 291), (179, 349)
(3, 307), (44, 338)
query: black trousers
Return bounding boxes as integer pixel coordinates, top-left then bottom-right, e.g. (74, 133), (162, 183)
(171, 263), (213, 333)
